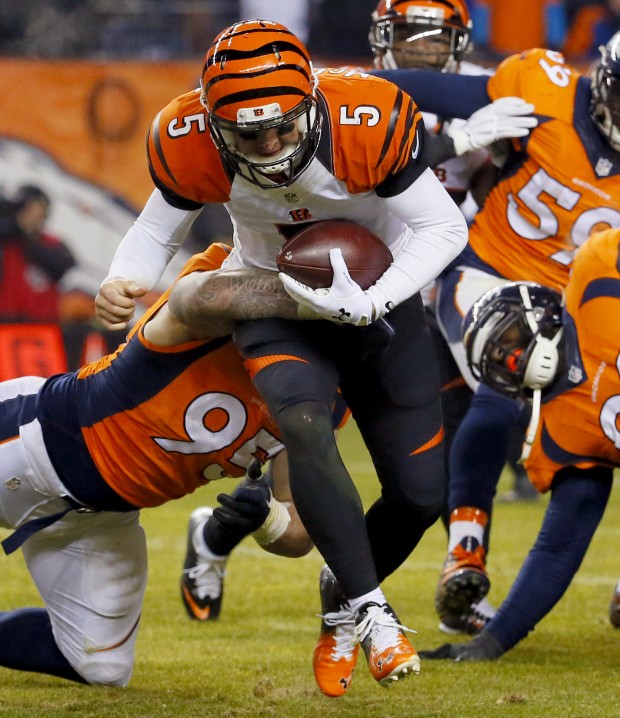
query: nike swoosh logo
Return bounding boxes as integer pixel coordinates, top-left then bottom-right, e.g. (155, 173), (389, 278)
(181, 584), (212, 621)
(411, 132), (420, 159)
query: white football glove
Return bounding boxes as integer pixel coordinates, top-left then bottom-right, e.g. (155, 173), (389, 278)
(447, 97), (538, 156)
(279, 248), (376, 326)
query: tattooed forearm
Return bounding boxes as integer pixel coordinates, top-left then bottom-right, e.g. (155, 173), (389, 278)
(168, 268), (299, 327)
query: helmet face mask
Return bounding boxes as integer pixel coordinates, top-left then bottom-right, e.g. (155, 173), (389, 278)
(369, 0), (472, 71)
(206, 95), (320, 188)
(201, 20), (321, 189)
(462, 282), (563, 399)
(591, 31), (620, 151)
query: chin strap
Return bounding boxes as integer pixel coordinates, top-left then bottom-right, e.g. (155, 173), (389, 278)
(520, 388), (541, 462)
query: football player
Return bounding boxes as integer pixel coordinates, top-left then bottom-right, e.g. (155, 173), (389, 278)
(373, 32), (620, 628)
(0, 242), (324, 686)
(419, 227), (620, 660)
(94, 17), (477, 694)
(370, 0), (495, 214)
(181, 1), (536, 657)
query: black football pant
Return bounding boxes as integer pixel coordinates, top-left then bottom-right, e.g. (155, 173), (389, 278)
(234, 294), (445, 599)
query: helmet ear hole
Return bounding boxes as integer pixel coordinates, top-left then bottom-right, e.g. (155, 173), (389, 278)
(523, 337), (559, 390)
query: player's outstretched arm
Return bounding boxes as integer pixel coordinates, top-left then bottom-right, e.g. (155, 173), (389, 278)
(168, 266), (304, 328)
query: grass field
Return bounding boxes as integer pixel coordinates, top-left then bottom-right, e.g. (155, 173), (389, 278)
(0, 420), (618, 718)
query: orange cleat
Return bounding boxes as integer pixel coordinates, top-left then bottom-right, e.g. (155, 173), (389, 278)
(435, 537), (490, 620)
(355, 602), (420, 686)
(312, 566), (359, 697)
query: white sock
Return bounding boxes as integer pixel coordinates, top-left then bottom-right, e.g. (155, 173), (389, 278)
(348, 588), (387, 615)
(473, 596), (496, 618)
(448, 520), (485, 553)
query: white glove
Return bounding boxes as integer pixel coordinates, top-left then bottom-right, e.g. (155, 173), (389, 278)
(447, 97), (538, 156)
(279, 248), (376, 326)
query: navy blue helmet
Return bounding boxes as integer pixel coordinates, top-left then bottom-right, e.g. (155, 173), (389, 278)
(462, 282), (563, 399)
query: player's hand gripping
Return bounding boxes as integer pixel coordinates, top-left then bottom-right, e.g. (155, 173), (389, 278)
(447, 96), (538, 156)
(279, 248), (377, 326)
(95, 277), (147, 331)
(214, 477), (273, 533)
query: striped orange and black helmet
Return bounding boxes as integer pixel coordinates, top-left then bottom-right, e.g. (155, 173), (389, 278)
(369, 0), (472, 71)
(200, 20), (321, 189)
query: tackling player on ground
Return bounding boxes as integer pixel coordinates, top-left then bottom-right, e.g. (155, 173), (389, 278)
(0, 243), (323, 686)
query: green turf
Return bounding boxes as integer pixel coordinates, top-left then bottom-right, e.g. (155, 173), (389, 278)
(0, 421), (618, 717)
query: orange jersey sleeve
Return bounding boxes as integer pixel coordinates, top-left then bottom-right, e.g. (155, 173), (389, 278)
(469, 49), (620, 289)
(147, 89), (233, 204)
(525, 229), (620, 490)
(315, 70), (426, 195)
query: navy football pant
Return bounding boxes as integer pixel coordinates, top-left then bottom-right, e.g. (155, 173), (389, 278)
(486, 466), (613, 651)
(448, 384), (531, 514)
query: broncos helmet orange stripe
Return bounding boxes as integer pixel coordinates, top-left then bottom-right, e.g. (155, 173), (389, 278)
(369, 0), (472, 71)
(200, 20), (321, 189)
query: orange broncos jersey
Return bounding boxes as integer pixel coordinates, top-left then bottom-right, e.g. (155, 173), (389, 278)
(147, 68), (424, 202)
(525, 229), (620, 491)
(36, 244), (283, 508)
(469, 49), (620, 289)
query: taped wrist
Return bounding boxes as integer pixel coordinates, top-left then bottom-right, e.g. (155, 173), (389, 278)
(446, 127), (471, 156)
(252, 498), (291, 545)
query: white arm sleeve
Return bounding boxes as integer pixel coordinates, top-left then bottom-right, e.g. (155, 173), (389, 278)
(105, 189), (203, 289)
(366, 167), (468, 314)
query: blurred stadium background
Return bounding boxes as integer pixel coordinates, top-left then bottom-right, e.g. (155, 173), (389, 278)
(0, 2), (618, 713)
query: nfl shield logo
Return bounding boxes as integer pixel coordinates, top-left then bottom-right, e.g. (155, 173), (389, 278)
(568, 365), (583, 384)
(595, 157), (612, 177)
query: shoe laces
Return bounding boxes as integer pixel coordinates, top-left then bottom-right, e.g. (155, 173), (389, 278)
(184, 556), (227, 601)
(355, 604), (416, 653)
(318, 606), (358, 660)
(450, 542), (486, 570)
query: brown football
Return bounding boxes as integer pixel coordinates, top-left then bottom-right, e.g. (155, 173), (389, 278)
(276, 220), (393, 290)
